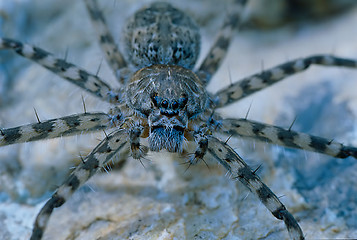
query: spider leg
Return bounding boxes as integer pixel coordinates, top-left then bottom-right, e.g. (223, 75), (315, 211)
(0, 112), (112, 146)
(0, 38), (121, 103)
(219, 118), (357, 159)
(206, 136), (304, 240)
(84, 0), (130, 84)
(30, 129), (129, 240)
(128, 124), (148, 159)
(213, 55), (357, 107)
(189, 127), (209, 164)
(196, 0), (247, 84)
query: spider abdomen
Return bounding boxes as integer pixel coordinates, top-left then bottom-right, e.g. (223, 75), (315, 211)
(123, 2), (201, 69)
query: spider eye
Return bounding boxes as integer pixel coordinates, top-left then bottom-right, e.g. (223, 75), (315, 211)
(161, 100), (169, 108)
(171, 100), (179, 110)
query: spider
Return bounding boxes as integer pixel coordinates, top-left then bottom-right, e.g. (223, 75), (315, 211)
(1, 0), (357, 239)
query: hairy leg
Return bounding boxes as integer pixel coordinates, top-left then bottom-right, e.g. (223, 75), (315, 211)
(0, 112), (112, 146)
(218, 118), (357, 159)
(206, 136), (304, 240)
(0, 38), (121, 103)
(128, 124), (148, 159)
(213, 55), (357, 107)
(30, 129), (128, 240)
(84, 0), (129, 83)
(196, 0), (247, 84)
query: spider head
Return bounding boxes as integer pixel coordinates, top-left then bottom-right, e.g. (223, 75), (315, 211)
(126, 64), (208, 152)
(148, 92), (188, 152)
(150, 92), (188, 117)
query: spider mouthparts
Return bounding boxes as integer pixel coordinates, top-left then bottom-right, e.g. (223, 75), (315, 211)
(149, 125), (185, 152)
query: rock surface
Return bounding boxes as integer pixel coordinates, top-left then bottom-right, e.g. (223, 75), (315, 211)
(0, 0), (357, 239)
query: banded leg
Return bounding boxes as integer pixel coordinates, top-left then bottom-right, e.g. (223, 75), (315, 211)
(189, 128), (209, 164)
(214, 55), (357, 107)
(197, 0), (247, 84)
(84, 0), (128, 83)
(0, 38), (121, 103)
(0, 112), (111, 146)
(219, 118), (357, 159)
(128, 125), (148, 159)
(30, 129), (128, 240)
(206, 136), (304, 240)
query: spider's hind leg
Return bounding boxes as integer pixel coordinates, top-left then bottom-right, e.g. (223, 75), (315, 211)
(84, 0), (130, 84)
(197, 0), (247, 84)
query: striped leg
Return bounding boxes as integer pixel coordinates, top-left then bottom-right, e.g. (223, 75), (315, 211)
(0, 112), (111, 146)
(84, 0), (129, 84)
(213, 55), (357, 107)
(128, 125), (148, 159)
(30, 129), (128, 240)
(207, 136), (304, 240)
(197, 0), (247, 84)
(219, 118), (357, 159)
(0, 38), (121, 103)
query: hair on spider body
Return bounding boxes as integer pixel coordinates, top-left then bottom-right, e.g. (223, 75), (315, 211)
(1, 0), (357, 239)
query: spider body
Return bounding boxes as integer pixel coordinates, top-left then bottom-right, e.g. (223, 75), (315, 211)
(127, 64), (208, 153)
(1, 0), (357, 239)
(118, 2), (208, 153)
(123, 2), (200, 69)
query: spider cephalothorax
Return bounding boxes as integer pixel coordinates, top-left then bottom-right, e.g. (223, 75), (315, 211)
(126, 64), (209, 152)
(1, 0), (357, 239)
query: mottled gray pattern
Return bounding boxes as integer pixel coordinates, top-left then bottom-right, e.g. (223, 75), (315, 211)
(1, 0), (357, 239)
(0, 38), (116, 102)
(214, 55), (357, 107)
(31, 129), (128, 239)
(198, 0), (247, 84)
(0, 113), (111, 146)
(123, 2), (200, 69)
(85, 0), (128, 81)
(219, 118), (357, 158)
(206, 136), (303, 239)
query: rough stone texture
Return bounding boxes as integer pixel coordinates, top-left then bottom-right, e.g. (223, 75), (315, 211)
(247, 0), (357, 28)
(1, 0), (357, 239)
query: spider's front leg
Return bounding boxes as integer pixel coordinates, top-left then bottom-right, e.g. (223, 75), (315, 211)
(192, 127), (304, 239)
(31, 129), (129, 240)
